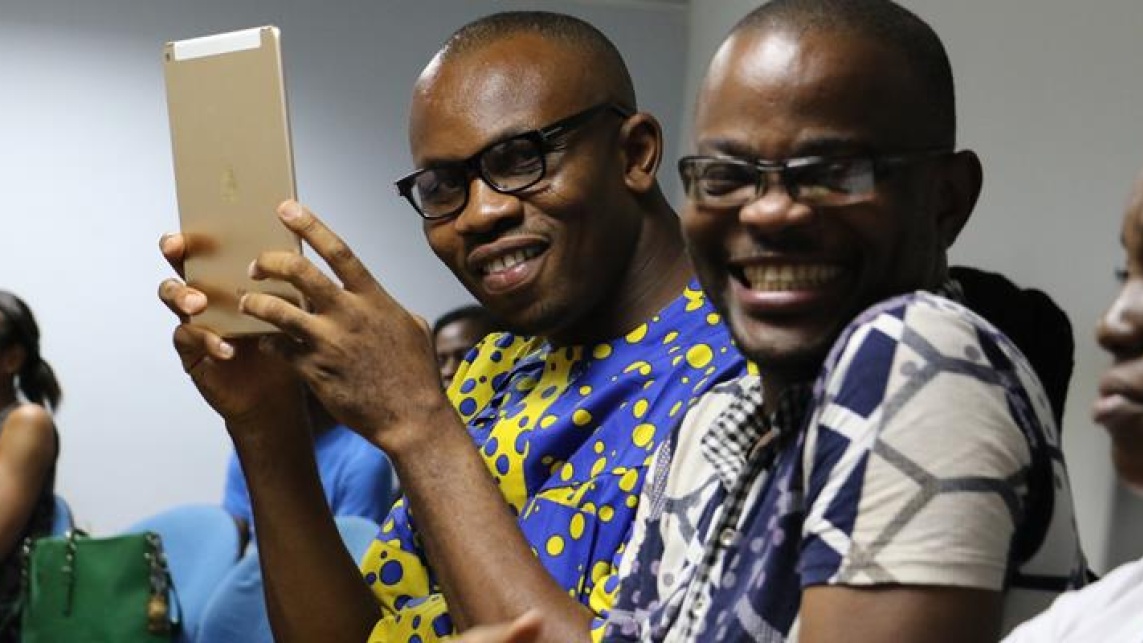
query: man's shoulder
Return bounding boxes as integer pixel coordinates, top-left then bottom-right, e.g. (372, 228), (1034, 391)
(827, 290), (1020, 371)
(816, 289), (1056, 437)
(848, 290), (984, 333)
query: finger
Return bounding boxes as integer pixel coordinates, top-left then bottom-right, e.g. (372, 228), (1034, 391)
(249, 250), (342, 312)
(173, 323), (235, 373)
(454, 612), (544, 643)
(453, 624), (516, 643)
(239, 291), (320, 343)
(504, 611), (544, 643)
(276, 200), (379, 294)
(159, 232), (188, 278)
(158, 278), (208, 320)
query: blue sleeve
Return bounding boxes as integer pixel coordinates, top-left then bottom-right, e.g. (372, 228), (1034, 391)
(328, 444), (394, 525)
(221, 451), (252, 525)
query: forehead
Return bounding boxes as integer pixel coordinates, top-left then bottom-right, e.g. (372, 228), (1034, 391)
(435, 318), (486, 345)
(410, 34), (599, 163)
(695, 28), (927, 156)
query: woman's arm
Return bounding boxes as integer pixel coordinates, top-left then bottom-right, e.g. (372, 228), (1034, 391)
(0, 404), (56, 557)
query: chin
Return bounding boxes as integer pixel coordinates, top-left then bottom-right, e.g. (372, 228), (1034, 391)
(729, 305), (835, 358)
(497, 299), (569, 338)
(730, 327), (834, 383)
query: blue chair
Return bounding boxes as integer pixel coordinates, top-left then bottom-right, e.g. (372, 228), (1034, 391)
(194, 515), (380, 643)
(50, 494), (73, 535)
(125, 504), (242, 643)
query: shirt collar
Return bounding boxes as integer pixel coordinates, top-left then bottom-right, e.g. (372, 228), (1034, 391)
(700, 377), (812, 490)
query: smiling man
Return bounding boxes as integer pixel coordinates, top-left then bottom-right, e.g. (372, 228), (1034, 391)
(601, 1), (1087, 642)
(159, 11), (743, 643)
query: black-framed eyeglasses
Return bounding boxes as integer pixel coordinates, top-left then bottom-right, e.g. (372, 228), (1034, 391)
(678, 149), (950, 209)
(396, 102), (634, 221)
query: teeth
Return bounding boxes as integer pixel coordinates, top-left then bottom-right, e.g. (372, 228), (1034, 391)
(484, 248), (541, 275)
(742, 264), (842, 291)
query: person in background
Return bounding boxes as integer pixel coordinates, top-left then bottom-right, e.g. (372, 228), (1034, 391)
(1002, 168), (1143, 642)
(433, 304), (501, 390)
(158, 11), (746, 642)
(0, 291), (61, 643)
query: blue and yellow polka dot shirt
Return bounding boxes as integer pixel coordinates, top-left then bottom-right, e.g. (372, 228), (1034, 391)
(361, 283), (746, 641)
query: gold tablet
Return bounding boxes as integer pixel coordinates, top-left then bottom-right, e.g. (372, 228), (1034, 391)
(163, 26), (303, 337)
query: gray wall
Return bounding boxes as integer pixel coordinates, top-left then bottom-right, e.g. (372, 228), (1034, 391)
(682, 0), (1143, 573)
(0, 0), (688, 532)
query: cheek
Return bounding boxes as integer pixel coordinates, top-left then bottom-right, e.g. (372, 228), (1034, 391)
(680, 208), (723, 255)
(849, 201), (937, 278)
(424, 224), (462, 265)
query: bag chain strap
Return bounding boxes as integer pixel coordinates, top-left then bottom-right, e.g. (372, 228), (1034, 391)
(143, 532), (173, 635)
(62, 531), (77, 616)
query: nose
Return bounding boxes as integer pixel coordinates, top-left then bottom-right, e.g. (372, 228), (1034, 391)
(452, 177), (524, 236)
(736, 172), (815, 231)
(1097, 282), (1143, 359)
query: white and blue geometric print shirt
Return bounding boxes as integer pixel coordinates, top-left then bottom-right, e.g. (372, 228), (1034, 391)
(604, 291), (1087, 642)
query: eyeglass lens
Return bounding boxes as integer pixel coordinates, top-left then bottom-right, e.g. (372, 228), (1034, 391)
(410, 136), (547, 218)
(685, 157), (878, 207)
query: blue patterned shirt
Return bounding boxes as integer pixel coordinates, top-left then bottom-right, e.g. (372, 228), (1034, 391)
(360, 282), (747, 641)
(605, 292), (1086, 642)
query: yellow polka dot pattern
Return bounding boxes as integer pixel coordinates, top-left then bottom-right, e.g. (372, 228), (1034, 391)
(361, 283), (746, 642)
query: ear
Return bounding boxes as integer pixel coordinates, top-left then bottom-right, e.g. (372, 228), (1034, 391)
(617, 111), (663, 194)
(934, 150), (983, 250)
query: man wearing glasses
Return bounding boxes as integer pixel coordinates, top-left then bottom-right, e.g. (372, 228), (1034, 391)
(599, 1), (1087, 642)
(159, 10), (744, 643)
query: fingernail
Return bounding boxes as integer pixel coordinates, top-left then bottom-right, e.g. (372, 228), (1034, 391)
(159, 233), (171, 249)
(279, 200), (302, 221)
(238, 294), (248, 312)
(247, 260), (258, 279)
(185, 292), (206, 310)
(217, 340), (235, 359)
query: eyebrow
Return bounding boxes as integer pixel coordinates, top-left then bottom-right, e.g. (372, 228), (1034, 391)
(697, 134), (874, 161)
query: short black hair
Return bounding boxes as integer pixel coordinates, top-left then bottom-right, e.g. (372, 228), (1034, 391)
(734, 0), (956, 147)
(437, 11), (637, 108)
(432, 305), (502, 339)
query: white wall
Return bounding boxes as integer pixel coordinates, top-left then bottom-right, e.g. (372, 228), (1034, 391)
(7, 0), (1136, 573)
(0, 0), (688, 533)
(682, 0), (1143, 573)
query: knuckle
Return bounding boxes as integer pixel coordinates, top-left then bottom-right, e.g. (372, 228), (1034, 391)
(325, 240), (355, 266)
(281, 253), (312, 279)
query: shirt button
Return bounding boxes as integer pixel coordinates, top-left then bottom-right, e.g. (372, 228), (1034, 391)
(719, 527), (738, 548)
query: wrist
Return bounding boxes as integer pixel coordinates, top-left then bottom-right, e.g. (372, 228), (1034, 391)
(372, 394), (465, 461)
(225, 392), (308, 445)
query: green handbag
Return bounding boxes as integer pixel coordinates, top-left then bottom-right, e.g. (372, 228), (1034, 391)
(19, 530), (180, 642)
